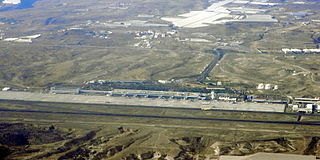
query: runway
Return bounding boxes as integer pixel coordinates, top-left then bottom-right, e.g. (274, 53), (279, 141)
(0, 108), (319, 126)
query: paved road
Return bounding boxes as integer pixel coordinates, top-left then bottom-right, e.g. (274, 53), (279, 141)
(197, 49), (224, 82)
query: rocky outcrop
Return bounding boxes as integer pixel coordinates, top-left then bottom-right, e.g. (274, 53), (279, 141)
(1, 123), (320, 160)
(212, 137), (320, 156)
(0, 123), (65, 146)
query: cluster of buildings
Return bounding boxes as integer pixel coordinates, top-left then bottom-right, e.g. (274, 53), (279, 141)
(86, 80), (107, 85)
(178, 38), (212, 43)
(161, 0), (278, 28)
(133, 30), (168, 39)
(82, 81), (286, 104)
(2, 0), (20, 5)
(134, 39), (151, 48)
(290, 97), (320, 113)
(257, 83), (278, 90)
(56, 27), (112, 40)
(2, 87), (28, 92)
(157, 80), (173, 84)
(99, 20), (168, 28)
(282, 48), (320, 54)
(57, 27), (83, 33)
(108, 2), (131, 10)
(50, 87), (209, 101)
(235, 93), (288, 104)
(53, 82), (246, 102)
(291, 103), (319, 113)
(217, 96), (237, 101)
(210, 89), (248, 102)
(27, 81), (320, 114)
(109, 89), (207, 100)
(206, 81), (223, 86)
(85, 80), (153, 85)
(50, 79), (320, 114)
(133, 30), (177, 48)
(93, 30), (112, 39)
(213, 41), (242, 47)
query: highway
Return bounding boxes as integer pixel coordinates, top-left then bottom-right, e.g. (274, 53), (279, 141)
(172, 49), (225, 82)
(197, 49), (224, 82)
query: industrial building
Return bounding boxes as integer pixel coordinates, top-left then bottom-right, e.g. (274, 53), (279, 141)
(282, 48), (320, 54)
(256, 83), (278, 90)
(2, 87), (11, 91)
(110, 89), (207, 99)
(291, 103), (319, 113)
(251, 98), (287, 104)
(50, 87), (80, 94)
(0, 91), (286, 112)
(218, 97), (237, 101)
(294, 97), (320, 104)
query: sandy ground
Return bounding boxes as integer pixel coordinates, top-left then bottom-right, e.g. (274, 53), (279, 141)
(219, 152), (316, 160)
(0, 91), (285, 112)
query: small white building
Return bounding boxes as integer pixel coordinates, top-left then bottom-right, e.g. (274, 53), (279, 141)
(257, 83), (264, 90)
(282, 48), (320, 54)
(306, 104), (314, 112)
(315, 105), (320, 113)
(282, 48), (302, 54)
(302, 48), (320, 53)
(86, 80), (97, 84)
(292, 104), (299, 111)
(211, 91), (215, 99)
(97, 80), (106, 84)
(2, 87), (11, 91)
(264, 84), (272, 90)
(158, 80), (171, 84)
(166, 30), (177, 35)
(273, 85), (278, 90)
(218, 97), (237, 101)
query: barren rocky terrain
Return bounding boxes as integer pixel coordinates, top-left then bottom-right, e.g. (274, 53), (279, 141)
(1, 123), (319, 160)
(0, 101), (319, 159)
